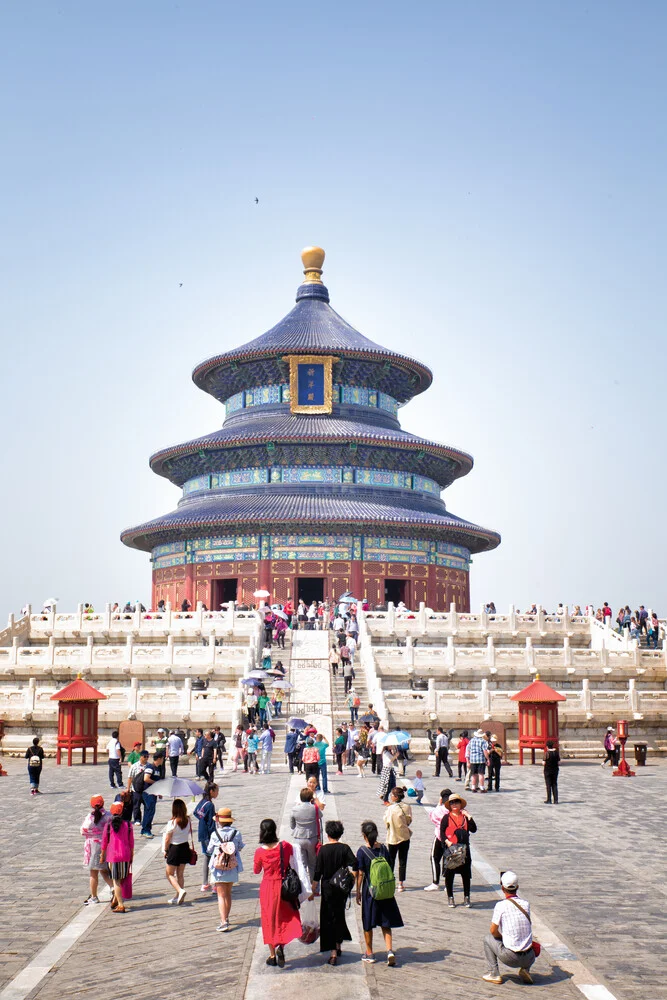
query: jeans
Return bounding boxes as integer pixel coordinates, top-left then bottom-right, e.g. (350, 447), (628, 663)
(387, 839), (410, 882)
(350, 707), (359, 722)
(287, 751), (297, 773)
(169, 755), (180, 777)
(304, 762), (319, 783)
(483, 934), (535, 975)
(132, 790), (143, 823)
(28, 765), (41, 789)
(200, 844), (212, 883)
(259, 708), (267, 725)
(334, 750), (344, 773)
(141, 791), (156, 833)
(108, 759), (123, 787)
(318, 760), (328, 793)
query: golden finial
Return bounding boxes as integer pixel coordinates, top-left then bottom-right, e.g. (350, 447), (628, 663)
(535, 673), (540, 681)
(301, 246), (325, 284)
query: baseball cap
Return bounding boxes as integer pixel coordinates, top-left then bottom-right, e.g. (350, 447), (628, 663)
(500, 871), (519, 890)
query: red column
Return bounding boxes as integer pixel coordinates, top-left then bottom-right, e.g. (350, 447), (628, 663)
(184, 565), (195, 607)
(258, 560), (271, 595)
(427, 564), (438, 610)
(351, 560), (364, 601)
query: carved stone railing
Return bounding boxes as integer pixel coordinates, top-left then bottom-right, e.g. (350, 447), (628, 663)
(25, 602), (260, 638)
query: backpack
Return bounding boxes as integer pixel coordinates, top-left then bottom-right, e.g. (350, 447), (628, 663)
(212, 827), (238, 870)
(302, 747), (319, 765)
(363, 847), (396, 900)
(132, 769), (146, 794)
(353, 696), (360, 707)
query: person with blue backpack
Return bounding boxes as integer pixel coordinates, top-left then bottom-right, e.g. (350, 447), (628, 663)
(193, 782), (219, 891)
(353, 820), (403, 966)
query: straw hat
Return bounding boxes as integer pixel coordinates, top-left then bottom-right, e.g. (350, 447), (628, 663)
(445, 793), (467, 809)
(216, 807), (235, 825)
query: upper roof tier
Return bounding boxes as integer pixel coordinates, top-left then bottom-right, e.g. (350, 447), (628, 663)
(192, 247), (433, 405)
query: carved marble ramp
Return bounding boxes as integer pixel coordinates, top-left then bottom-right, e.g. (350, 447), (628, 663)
(289, 631), (332, 742)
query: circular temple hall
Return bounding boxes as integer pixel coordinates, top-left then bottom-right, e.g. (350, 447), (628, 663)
(121, 248), (500, 610)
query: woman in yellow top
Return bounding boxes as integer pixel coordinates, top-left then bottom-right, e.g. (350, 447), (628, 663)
(383, 786), (412, 891)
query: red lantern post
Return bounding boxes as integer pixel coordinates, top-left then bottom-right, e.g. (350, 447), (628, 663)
(613, 719), (635, 777)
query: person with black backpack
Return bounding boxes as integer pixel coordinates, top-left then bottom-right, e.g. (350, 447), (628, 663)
(310, 819), (356, 965)
(129, 750), (149, 825)
(353, 820), (403, 966)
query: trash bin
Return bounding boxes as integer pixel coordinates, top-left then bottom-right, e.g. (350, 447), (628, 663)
(633, 741), (648, 766)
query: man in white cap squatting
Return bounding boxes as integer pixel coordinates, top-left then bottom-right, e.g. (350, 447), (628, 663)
(482, 870), (536, 985)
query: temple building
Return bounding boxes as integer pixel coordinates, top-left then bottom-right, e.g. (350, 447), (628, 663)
(121, 247), (500, 610)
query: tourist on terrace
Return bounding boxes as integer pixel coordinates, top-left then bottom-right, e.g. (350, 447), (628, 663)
(200, 731), (216, 783)
(193, 781), (219, 890)
(166, 731), (184, 778)
(246, 728), (260, 773)
(162, 798), (193, 905)
(329, 643), (340, 675)
(106, 730), (123, 789)
(100, 801), (134, 913)
(544, 740), (560, 804)
(254, 818), (303, 968)
(384, 786), (412, 891)
(341, 647), (353, 692)
(487, 736), (503, 792)
(649, 611), (660, 648)
(209, 807), (245, 932)
(81, 795), (113, 904)
(467, 730), (490, 793)
(310, 819), (356, 965)
(355, 735), (371, 777)
(434, 728), (454, 778)
(456, 731), (469, 781)
(354, 820), (403, 966)
(333, 727), (346, 774)
(25, 736), (44, 795)
(423, 786), (452, 891)
(157, 599), (166, 613)
(231, 725), (247, 771)
(482, 871), (536, 985)
(348, 687), (360, 723)
(260, 722), (275, 773)
(302, 737), (320, 783)
(441, 793), (477, 907)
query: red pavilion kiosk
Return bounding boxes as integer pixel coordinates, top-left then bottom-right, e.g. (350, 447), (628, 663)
(50, 676), (106, 766)
(510, 675), (566, 764)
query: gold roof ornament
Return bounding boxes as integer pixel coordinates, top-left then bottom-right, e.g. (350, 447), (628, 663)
(301, 246), (325, 284)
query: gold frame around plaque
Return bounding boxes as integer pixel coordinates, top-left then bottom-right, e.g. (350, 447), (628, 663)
(286, 355), (338, 414)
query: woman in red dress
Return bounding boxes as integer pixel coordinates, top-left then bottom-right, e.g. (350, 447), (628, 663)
(253, 818), (302, 967)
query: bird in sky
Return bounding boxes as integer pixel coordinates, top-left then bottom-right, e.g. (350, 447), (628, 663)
(255, 197), (259, 205)
(179, 283), (183, 288)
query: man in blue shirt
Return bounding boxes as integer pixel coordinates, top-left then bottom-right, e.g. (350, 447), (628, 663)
(284, 728), (299, 773)
(140, 752), (164, 838)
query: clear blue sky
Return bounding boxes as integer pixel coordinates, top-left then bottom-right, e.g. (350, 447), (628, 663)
(1, 1), (665, 615)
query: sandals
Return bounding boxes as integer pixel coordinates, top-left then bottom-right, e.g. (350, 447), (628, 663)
(327, 956), (338, 965)
(276, 946), (285, 968)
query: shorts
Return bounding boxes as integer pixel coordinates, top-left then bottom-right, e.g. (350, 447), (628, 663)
(166, 841), (192, 867)
(470, 762), (486, 775)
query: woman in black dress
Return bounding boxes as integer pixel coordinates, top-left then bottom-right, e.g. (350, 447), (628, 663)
(311, 820), (356, 965)
(354, 820), (403, 966)
(25, 737), (44, 795)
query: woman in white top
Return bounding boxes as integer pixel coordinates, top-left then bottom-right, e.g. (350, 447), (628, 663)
(162, 798), (193, 904)
(295, 774), (326, 810)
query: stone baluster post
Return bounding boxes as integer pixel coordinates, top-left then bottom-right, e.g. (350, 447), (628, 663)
(562, 636), (572, 667)
(628, 678), (639, 714)
(480, 677), (491, 718)
(104, 603), (112, 631)
(562, 605), (569, 632)
(49, 603), (57, 631)
(418, 602), (426, 632)
(24, 676), (36, 715)
(125, 634), (133, 666)
(182, 677), (192, 715)
(509, 603), (517, 633)
(480, 604), (488, 631)
(128, 676), (139, 715)
(404, 635), (414, 667)
(86, 635), (94, 666)
(525, 637), (534, 667)
(600, 644), (608, 668)
(167, 634), (174, 665)
(536, 604), (545, 632)
(449, 602), (458, 630)
(387, 602), (396, 631)
(133, 603), (142, 631)
(427, 677), (437, 714)
(228, 600), (236, 630)
(11, 636), (19, 665)
(581, 677), (592, 713)
(445, 635), (455, 667)
(632, 640), (640, 667)
(7, 612), (14, 629)
(48, 636), (56, 666)
(77, 603), (83, 631)
(486, 635), (495, 667)
(209, 634), (216, 664)
(166, 602), (172, 631)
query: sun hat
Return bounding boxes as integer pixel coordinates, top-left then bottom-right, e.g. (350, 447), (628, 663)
(90, 795), (104, 808)
(445, 793), (467, 809)
(490, 734), (498, 742)
(500, 870), (519, 891)
(110, 802), (123, 815)
(474, 728), (485, 737)
(216, 807), (234, 825)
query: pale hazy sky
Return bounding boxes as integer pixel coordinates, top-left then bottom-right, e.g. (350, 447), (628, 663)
(1, 1), (665, 616)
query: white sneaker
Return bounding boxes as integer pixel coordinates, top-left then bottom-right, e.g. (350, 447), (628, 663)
(167, 896), (178, 905)
(177, 888), (187, 905)
(84, 896), (99, 905)
(423, 883), (440, 892)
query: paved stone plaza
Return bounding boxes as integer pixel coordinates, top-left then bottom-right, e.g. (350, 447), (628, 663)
(0, 753), (665, 1000)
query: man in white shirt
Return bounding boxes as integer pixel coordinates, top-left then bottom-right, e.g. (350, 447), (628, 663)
(107, 730), (123, 789)
(434, 728), (454, 778)
(482, 871), (536, 984)
(167, 730), (184, 777)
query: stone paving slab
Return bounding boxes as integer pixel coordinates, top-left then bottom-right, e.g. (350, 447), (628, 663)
(1, 752), (667, 999)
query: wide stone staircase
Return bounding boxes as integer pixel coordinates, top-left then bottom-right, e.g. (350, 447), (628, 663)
(330, 637), (372, 729)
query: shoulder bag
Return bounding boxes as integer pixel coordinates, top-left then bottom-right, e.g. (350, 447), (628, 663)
(508, 897), (541, 957)
(279, 842), (301, 906)
(188, 821), (198, 866)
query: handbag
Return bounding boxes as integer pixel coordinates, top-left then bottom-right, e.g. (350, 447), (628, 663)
(329, 866), (355, 896)
(508, 897), (541, 957)
(188, 823), (198, 866)
(279, 842), (301, 906)
(120, 872), (133, 900)
(443, 843), (467, 869)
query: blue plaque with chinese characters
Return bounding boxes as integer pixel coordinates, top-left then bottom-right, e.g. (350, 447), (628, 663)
(297, 363), (325, 406)
(288, 354), (337, 413)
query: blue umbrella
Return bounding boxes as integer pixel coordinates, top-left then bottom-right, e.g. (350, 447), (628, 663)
(376, 730), (412, 750)
(288, 717), (308, 730)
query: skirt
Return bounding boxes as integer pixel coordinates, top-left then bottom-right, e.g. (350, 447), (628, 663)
(377, 765), (396, 801)
(166, 841), (192, 867)
(87, 841), (109, 872)
(110, 861), (130, 882)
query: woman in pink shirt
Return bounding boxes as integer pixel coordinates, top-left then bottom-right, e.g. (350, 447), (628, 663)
(456, 731), (470, 781)
(100, 801), (134, 913)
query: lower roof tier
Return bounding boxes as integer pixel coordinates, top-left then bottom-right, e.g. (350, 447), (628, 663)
(121, 491), (501, 554)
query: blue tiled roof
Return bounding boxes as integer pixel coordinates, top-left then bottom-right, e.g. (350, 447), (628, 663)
(150, 414), (473, 483)
(121, 492), (501, 554)
(192, 289), (432, 397)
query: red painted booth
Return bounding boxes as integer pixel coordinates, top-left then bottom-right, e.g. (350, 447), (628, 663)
(510, 676), (566, 764)
(50, 677), (106, 766)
